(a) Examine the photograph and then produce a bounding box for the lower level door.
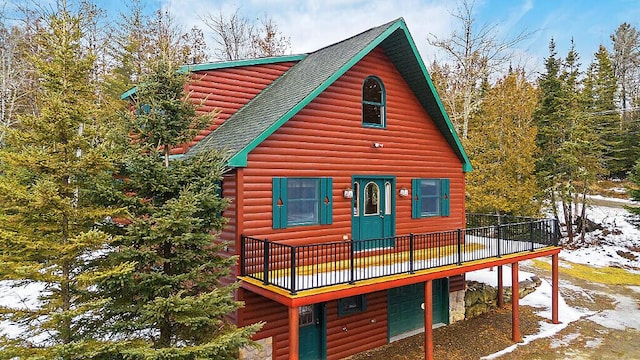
[387,279,449,339]
[299,303,325,359]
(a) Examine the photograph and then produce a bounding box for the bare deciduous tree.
[427,0,531,139]
[0,9,38,147]
[201,8,290,61]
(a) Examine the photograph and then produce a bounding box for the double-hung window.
[272,177,332,229]
[362,76,385,127]
[411,178,450,218]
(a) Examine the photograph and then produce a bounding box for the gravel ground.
[348,305,542,360]
[349,260,640,359]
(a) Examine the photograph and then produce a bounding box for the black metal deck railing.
[240,216,558,294]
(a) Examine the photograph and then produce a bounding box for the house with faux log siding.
[123,18,561,360]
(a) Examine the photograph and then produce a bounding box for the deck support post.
[424,279,434,360]
[552,253,560,324]
[497,265,504,308]
[511,262,521,342]
[288,306,299,360]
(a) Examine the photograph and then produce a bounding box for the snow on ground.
[473,197,640,358]
[558,203,640,269]
[468,266,586,359]
[0,281,49,341]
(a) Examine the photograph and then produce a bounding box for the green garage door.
[387,279,449,339]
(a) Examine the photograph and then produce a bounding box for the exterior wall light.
[399,187,409,197]
[373,142,384,148]
[343,188,354,199]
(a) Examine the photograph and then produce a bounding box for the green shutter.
[320,178,333,225]
[411,179,420,219]
[272,177,288,229]
[440,178,450,217]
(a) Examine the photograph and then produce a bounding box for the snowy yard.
[3,198,640,357]
[467,199,640,358]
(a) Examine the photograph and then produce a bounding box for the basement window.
[338,295,366,317]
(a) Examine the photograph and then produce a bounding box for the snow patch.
[549,332,580,349]
[586,295,640,331]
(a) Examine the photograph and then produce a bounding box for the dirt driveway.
[350,260,640,359]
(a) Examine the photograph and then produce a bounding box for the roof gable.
[186,18,471,172]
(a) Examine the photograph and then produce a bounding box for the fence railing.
[240,217,558,294]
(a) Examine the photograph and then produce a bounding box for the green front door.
[299,304,325,360]
[352,177,395,250]
[387,279,449,339]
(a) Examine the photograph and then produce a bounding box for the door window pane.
[299,305,314,327]
[364,182,379,215]
[385,182,391,215]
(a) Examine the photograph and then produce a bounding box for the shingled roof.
[186,18,471,172]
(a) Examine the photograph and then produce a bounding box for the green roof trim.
[183,54,307,72]
[394,22,472,172]
[185,18,472,173]
[227,22,403,168]
[119,54,307,100]
[120,86,137,100]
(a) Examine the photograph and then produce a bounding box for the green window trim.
[338,295,367,317]
[273,177,332,229]
[411,178,450,218]
[362,76,386,128]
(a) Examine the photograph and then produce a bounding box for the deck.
[239,215,559,302]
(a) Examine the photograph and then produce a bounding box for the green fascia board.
[119,54,307,100]
[398,25,473,173]
[121,86,137,100]
[227,21,405,167]
[183,54,307,72]
[228,19,472,173]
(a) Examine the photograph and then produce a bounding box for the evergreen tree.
[534,39,566,221]
[466,69,540,216]
[583,45,621,176]
[97,57,260,358]
[0,3,131,358]
[627,160,640,227]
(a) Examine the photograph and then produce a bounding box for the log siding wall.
[173,62,296,155]
[241,47,465,246]
[235,47,467,360]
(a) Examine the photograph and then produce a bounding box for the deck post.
[240,234,246,276]
[349,240,355,284]
[263,238,270,285]
[552,253,560,324]
[530,222,535,252]
[424,279,434,360]
[290,246,297,295]
[497,265,504,308]
[456,229,462,265]
[288,306,299,360]
[511,262,521,342]
[496,226,502,258]
[409,233,415,273]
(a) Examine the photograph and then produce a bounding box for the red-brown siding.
[238,289,289,359]
[236,47,467,359]
[449,274,466,292]
[326,291,387,360]
[171,62,296,155]
[241,47,465,245]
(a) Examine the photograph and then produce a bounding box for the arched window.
[362,76,385,127]
[364,182,380,215]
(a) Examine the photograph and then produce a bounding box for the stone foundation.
[449,289,466,323]
[465,276,541,319]
[239,337,272,360]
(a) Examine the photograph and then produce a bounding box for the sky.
[7,0,640,75]
[95,0,640,76]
